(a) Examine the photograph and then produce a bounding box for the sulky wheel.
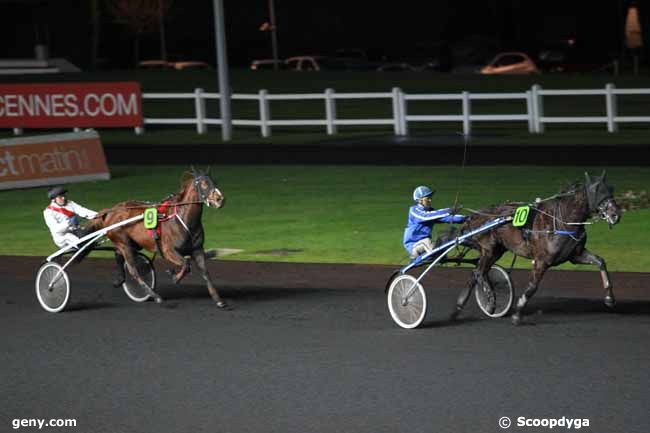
[35,262,71,313]
[122,252,155,302]
[474,264,514,318]
[387,274,427,329]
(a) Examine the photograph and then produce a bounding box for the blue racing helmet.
[413,185,434,201]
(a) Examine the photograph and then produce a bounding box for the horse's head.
[585,171,620,228]
[191,167,225,209]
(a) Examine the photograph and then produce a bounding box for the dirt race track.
[1,255,649,433]
[3,140,650,432]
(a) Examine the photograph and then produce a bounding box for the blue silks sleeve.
[439,214,466,224]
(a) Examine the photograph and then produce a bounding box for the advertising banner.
[0,130,111,190]
[0,82,143,128]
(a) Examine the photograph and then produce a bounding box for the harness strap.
[148,202,172,260]
[175,214,191,234]
[146,201,174,260]
[47,204,75,218]
[157,201,176,222]
[523,229,577,236]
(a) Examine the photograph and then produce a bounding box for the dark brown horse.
[454,171,621,325]
[88,168,227,307]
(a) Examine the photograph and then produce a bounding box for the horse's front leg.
[512,261,548,325]
[191,249,228,308]
[570,249,615,308]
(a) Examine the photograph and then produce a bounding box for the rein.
[451,133,470,212]
[94,200,204,218]
[462,185,578,218]
[122,200,204,210]
[466,187,600,240]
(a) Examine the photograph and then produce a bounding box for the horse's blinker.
[585,173,614,213]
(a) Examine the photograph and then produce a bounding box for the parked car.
[333,48,375,69]
[376,62,418,72]
[536,40,616,73]
[137,60,173,69]
[285,56,346,71]
[250,59,285,71]
[333,48,368,62]
[171,61,211,70]
[332,48,380,71]
[479,52,539,75]
[386,42,453,72]
[137,60,211,70]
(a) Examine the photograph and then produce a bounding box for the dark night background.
[0,0,649,69]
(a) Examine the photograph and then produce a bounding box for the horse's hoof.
[482,288,496,314]
[449,307,461,321]
[216,300,229,309]
[165,269,180,284]
[154,296,164,304]
[112,277,125,288]
[485,300,496,315]
[605,296,616,309]
[511,313,522,326]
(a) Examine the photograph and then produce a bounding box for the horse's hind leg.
[452,247,501,320]
[191,249,228,308]
[120,246,163,303]
[512,261,549,325]
[570,249,615,308]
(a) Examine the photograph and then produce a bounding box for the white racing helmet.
[413,185,434,201]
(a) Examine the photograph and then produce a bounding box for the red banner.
[0,130,111,190]
[0,82,143,128]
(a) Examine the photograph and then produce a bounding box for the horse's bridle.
[596,198,619,226]
[192,174,222,207]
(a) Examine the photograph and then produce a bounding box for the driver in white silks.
[403,185,466,259]
[43,186,98,249]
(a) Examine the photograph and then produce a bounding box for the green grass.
[3,165,649,272]
[2,70,650,145]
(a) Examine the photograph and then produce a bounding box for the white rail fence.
[11,84,650,137]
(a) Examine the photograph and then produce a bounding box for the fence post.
[392,87,400,135]
[532,84,544,133]
[526,90,535,133]
[399,89,408,136]
[325,88,337,135]
[462,91,471,137]
[259,89,271,138]
[194,88,207,134]
[605,83,618,133]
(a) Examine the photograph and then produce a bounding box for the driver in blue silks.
[403,185,466,258]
